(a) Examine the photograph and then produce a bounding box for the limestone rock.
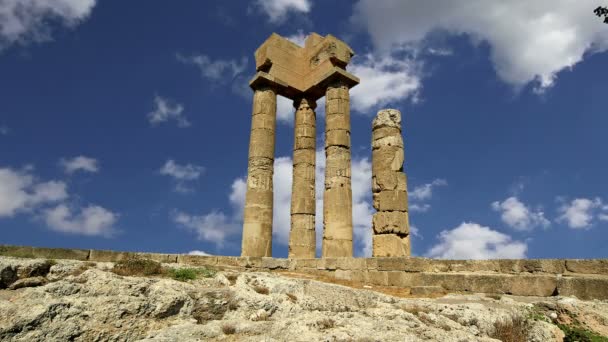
[372,109,401,130]
[372,234,409,257]
[8,276,46,290]
[373,190,408,212]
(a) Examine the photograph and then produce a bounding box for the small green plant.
[558,324,608,342]
[112,259,163,276]
[167,267,216,281]
[46,259,58,266]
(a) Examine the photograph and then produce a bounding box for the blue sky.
[1,0,608,259]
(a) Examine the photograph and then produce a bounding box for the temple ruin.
[241,33,360,259]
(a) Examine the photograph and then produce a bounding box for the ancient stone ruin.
[241,33,360,259]
[372,109,411,257]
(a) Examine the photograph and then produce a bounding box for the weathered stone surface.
[410,286,446,296]
[557,275,608,300]
[176,255,217,267]
[322,239,353,258]
[8,276,46,290]
[565,259,608,275]
[372,135,404,150]
[325,129,350,147]
[325,113,350,131]
[373,172,407,192]
[372,146,404,173]
[372,109,401,130]
[373,190,408,212]
[373,235,409,257]
[373,211,409,235]
[89,250,137,262]
[372,126,401,141]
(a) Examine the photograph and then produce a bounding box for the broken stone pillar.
[371,109,411,257]
[288,98,316,259]
[241,87,277,257]
[323,80,353,258]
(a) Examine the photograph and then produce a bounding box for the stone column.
[288,98,317,259]
[371,109,411,257]
[323,81,353,258]
[241,87,277,257]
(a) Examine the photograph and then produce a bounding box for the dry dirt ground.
[1,257,607,341]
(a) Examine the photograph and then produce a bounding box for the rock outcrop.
[0,256,606,341]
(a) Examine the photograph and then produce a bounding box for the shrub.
[167,267,216,281]
[489,315,529,342]
[112,259,163,276]
[558,324,608,342]
[225,273,239,285]
[317,318,335,330]
[221,323,236,335]
[253,285,270,295]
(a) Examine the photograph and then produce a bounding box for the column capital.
[249,71,288,92]
[293,97,317,110]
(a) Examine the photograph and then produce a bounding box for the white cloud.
[177,53,247,81]
[0,167,67,217]
[173,210,239,248]
[557,197,604,229]
[491,196,550,231]
[286,30,307,47]
[0,126,8,135]
[408,178,447,213]
[426,222,527,260]
[410,225,422,239]
[60,156,99,174]
[410,178,447,201]
[254,0,311,23]
[0,0,96,51]
[353,0,608,92]
[349,52,421,113]
[188,250,213,256]
[43,204,117,237]
[160,160,203,181]
[147,95,190,128]
[160,159,204,194]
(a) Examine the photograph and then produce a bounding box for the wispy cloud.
[147,95,190,128]
[491,196,550,231]
[252,0,311,23]
[159,160,204,193]
[60,156,99,174]
[408,178,447,213]
[177,53,247,81]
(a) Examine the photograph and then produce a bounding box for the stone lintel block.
[565,259,608,275]
[373,211,409,235]
[373,190,408,212]
[349,270,368,283]
[326,113,350,131]
[261,257,289,270]
[386,271,413,287]
[557,275,608,300]
[177,255,218,267]
[372,126,401,141]
[367,270,388,286]
[365,258,379,270]
[32,247,90,261]
[403,258,450,273]
[237,256,263,268]
[410,286,446,296]
[325,129,350,148]
[373,234,409,257]
[447,260,500,273]
[376,257,409,271]
[372,135,404,150]
[135,253,178,264]
[322,239,353,258]
[336,257,366,270]
[334,269,352,281]
[317,258,338,270]
[249,71,288,92]
[215,256,241,267]
[419,273,557,297]
[292,258,319,269]
[372,146,404,173]
[89,250,137,263]
[372,109,401,130]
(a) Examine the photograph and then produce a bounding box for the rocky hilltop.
[1,256,607,341]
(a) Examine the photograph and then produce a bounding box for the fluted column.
[241,87,277,257]
[322,81,353,258]
[288,98,317,259]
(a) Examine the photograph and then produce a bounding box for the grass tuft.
[112,259,163,276]
[558,324,608,342]
[221,323,236,335]
[253,285,270,295]
[489,315,529,342]
[167,267,216,281]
